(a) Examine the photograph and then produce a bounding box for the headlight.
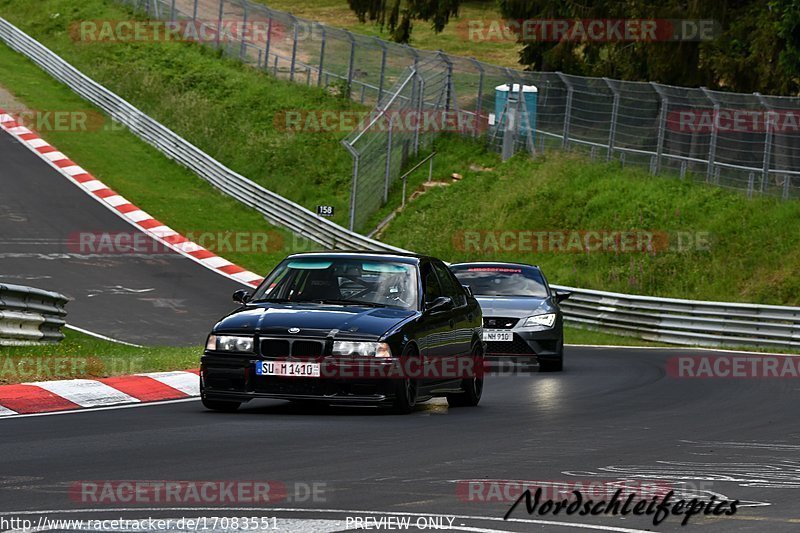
[206,334,255,353]
[523,313,556,328]
[332,341,392,358]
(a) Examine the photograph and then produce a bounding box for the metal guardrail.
[3,18,800,351]
[0,17,404,254]
[0,284,69,345]
[552,284,800,350]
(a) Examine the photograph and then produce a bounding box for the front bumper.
[200,355,402,405]
[483,328,562,366]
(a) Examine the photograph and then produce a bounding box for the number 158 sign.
[317,205,334,217]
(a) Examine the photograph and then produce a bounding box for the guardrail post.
[604,77,620,162]
[755,93,773,194]
[384,114,395,204]
[700,87,719,183]
[376,37,387,103]
[346,30,357,96]
[289,14,299,81]
[650,82,668,175]
[215,0,225,49]
[555,72,572,149]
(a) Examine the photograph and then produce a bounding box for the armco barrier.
[0,17,404,254]
[0,284,69,345]
[553,284,800,350]
[2,17,800,351]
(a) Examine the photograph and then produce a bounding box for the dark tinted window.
[421,262,444,302]
[450,265,548,297]
[432,261,466,306]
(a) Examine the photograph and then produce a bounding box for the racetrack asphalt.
[1,346,798,532]
[0,126,247,346]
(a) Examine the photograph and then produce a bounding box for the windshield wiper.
[313,299,388,308]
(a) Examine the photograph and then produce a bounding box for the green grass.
[0,330,199,385]
[260,0,522,68]
[381,135,800,306]
[0,0,364,229]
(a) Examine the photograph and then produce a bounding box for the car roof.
[449,261,541,269]
[285,250,433,265]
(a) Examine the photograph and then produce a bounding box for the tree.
[348,0,460,43]
[496,0,800,95]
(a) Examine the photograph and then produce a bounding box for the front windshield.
[252,257,419,310]
[451,265,548,297]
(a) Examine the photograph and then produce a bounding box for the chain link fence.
[124,0,800,232]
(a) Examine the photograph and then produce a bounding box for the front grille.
[485,334,536,355]
[483,316,519,329]
[260,337,326,359]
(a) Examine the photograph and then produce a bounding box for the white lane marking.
[0,398,199,420]
[42,151,67,162]
[202,256,233,268]
[141,371,199,396]
[126,210,152,223]
[566,344,800,357]
[64,324,143,348]
[27,138,49,148]
[0,508,657,532]
[0,405,18,417]
[26,379,140,408]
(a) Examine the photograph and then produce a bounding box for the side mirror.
[555,290,571,303]
[461,284,474,297]
[426,296,454,314]
[232,289,252,304]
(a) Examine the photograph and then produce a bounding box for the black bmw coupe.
[201,252,484,413]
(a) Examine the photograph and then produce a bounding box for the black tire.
[446,343,484,408]
[391,346,419,414]
[201,398,241,412]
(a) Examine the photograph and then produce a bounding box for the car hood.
[475,296,552,317]
[213,302,417,339]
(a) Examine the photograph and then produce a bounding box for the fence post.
[755,93,773,194]
[263,11,273,71]
[439,51,454,114]
[215,0,224,49]
[289,15,299,81]
[192,0,199,21]
[700,87,719,183]
[384,114,395,204]
[556,72,573,149]
[413,73,425,155]
[604,77,620,162]
[170,0,176,19]
[469,58,484,139]
[650,82,668,175]
[316,24,326,86]
[239,0,248,61]
[342,141,360,231]
[376,37,387,103]
[346,30,357,96]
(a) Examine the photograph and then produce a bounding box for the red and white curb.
[0,108,264,288]
[0,370,199,416]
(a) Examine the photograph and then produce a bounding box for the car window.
[421,262,444,303]
[432,261,466,307]
[450,265,549,297]
[253,258,419,310]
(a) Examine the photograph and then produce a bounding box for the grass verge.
[0,330,199,385]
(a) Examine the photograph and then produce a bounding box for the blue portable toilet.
[494,84,538,139]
